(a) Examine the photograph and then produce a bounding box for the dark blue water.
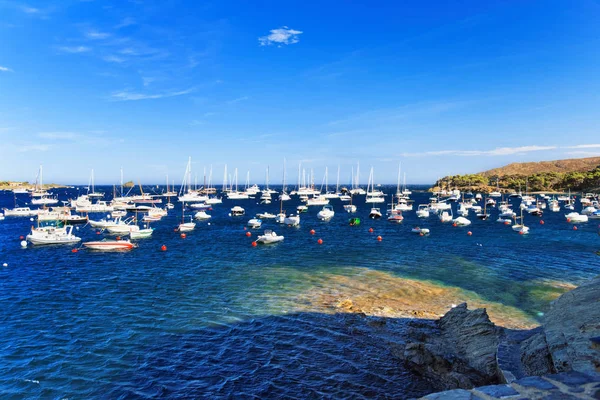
[0,186,598,398]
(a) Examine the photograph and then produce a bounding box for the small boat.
[194,211,211,220]
[526,205,543,217]
[411,227,430,235]
[283,214,300,226]
[189,203,211,210]
[257,212,277,219]
[26,223,81,245]
[296,205,308,213]
[178,219,196,232]
[416,204,430,218]
[230,206,245,216]
[497,218,512,223]
[475,193,482,201]
[317,205,335,221]
[256,230,284,244]
[111,210,127,217]
[105,216,140,234]
[129,228,154,239]
[476,199,490,220]
[369,208,382,219]
[3,207,40,217]
[438,210,453,223]
[512,208,529,234]
[588,210,600,219]
[565,212,588,223]
[206,197,222,205]
[344,204,357,213]
[247,218,263,228]
[453,216,471,226]
[275,212,286,224]
[349,217,361,226]
[83,239,136,250]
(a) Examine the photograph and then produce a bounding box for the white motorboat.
[344,204,357,213]
[247,218,262,228]
[411,227,430,235]
[89,217,118,229]
[317,205,335,221]
[256,230,284,244]
[31,196,59,205]
[457,203,469,216]
[565,212,588,223]
[129,228,154,239]
[306,195,329,206]
[497,218,512,223]
[189,203,211,210]
[26,224,81,245]
[369,208,382,219]
[83,239,136,250]
[296,205,308,213]
[194,211,211,220]
[257,212,276,219]
[231,206,245,216]
[111,210,127,217]
[76,200,114,213]
[275,212,286,224]
[206,197,222,204]
[499,209,516,218]
[453,216,471,226]
[339,194,351,202]
[105,217,140,234]
[438,210,453,222]
[283,214,300,226]
[3,207,41,217]
[581,206,598,216]
[416,204,430,218]
[166,202,175,209]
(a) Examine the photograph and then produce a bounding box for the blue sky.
[1,0,600,185]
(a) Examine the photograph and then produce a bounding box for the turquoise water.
[0,186,598,398]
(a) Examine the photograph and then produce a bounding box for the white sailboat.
[365,167,385,203]
[512,207,529,234]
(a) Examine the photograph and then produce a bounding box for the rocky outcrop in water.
[397,303,504,390]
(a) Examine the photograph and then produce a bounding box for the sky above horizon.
[1,0,600,185]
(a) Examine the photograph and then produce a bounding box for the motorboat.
[453,216,471,226]
[416,204,430,218]
[526,205,543,217]
[369,208,382,219]
[588,210,600,219]
[344,204,357,213]
[297,205,308,213]
[31,196,59,205]
[38,208,88,225]
[206,196,222,205]
[230,206,245,216]
[194,211,211,220]
[275,212,286,224]
[256,230,284,244]
[83,239,136,250]
[411,227,430,235]
[497,218,512,223]
[3,207,42,217]
[438,209,453,222]
[257,212,277,219]
[26,223,81,245]
[189,203,211,210]
[105,217,140,234]
[387,211,403,223]
[306,195,329,206]
[499,209,516,218]
[178,216,196,231]
[129,228,154,239]
[581,206,598,216]
[247,218,263,228]
[283,214,300,226]
[475,193,483,201]
[565,212,588,223]
[76,200,114,213]
[317,205,335,221]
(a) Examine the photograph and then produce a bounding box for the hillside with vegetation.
[431,157,600,193]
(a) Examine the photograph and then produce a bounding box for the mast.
[336,165,340,193]
[396,163,401,195]
[222,164,228,192]
[120,167,123,196]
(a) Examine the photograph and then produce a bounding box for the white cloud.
[21,6,40,14]
[38,132,79,140]
[58,46,91,54]
[115,17,136,29]
[565,150,600,157]
[566,144,600,149]
[86,30,110,40]
[402,145,557,157]
[110,88,195,101]
[103,55,125,63]
[227,96,249,104]
[259,26,302,46]
[18,144,52,152]
[0,66,13,72]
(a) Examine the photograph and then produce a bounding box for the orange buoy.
[71,248,78,253]
[519,230,524,235]
[368,228,374,233]
[180,233,186,239]
[504,221,510,225]
[317,238,323,245]
[96,231,101,235]
[377,236,382,241]
[573,226,578,231]
[540,220,545,225]
[467,231,472,236]
[310,229,315,235]
[19,236,24,240]
[452,223,457,227]
[161,245,167,251]
[419,232,424,236]
[116,236,121,241]
[567,218,571,223]
[251,241,257,247]
[246,231,251,237]
[173,228,178,232]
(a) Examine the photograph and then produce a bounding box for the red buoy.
[540,220,545,225]
[116,236,121,241]
[452,223,457,227]
[377,236,382,241]
[96,231,101,235]
[243,227,247,230]
[251,241,257,247]
[368,228,374,233]
[467,231,472,236]
[567,218,571,223]
[246,231,251,237]
[173,228,178,232]
[317,238,323,245]
[519,231,524,235]
[161,245,167,251]
[573,226,578,231]
[19,236,24,240]
[504,221,510,225]
[310,229,315,235]
[180,233,186,239]
[419,232,424,236]
[71,248,78,253]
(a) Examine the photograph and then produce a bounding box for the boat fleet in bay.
[2,160,599,250]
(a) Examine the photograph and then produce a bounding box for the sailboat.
[387,195,404,223]
[279,159,291,201]
[477,197,490,220]
[87,169,104,198]
[512,207,529,234]
[365,167,385,203]
[343,194,356,213]
[350,162,366,195]
[178,201,196,231]
[30,165,59,205]
[489,178,502,198]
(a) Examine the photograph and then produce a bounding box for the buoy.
[251,241,257,247]
[19,236,24,240]
[246,232,251,237]
[310,229,315,235]
[96,231,101,235]
[452,223,457,227]
[243,227,247,230]
[161,245,167,251]
[377,236,382,241]
[419,232,424,236]
[2,263,7,267]
[173,228,178,232]
[116,236,121,241]
[71,248,78,253]
[573,226,578,231]
[181,233,187,238]
[540,220,545,225]
[20,240,27,247]
[519,231,524,235]
[368,228,374,233]
[504,221,510,225]
[567,218,571,223]
[208,222,211,226]
[317,238,323,245]
[467,231,472,236]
